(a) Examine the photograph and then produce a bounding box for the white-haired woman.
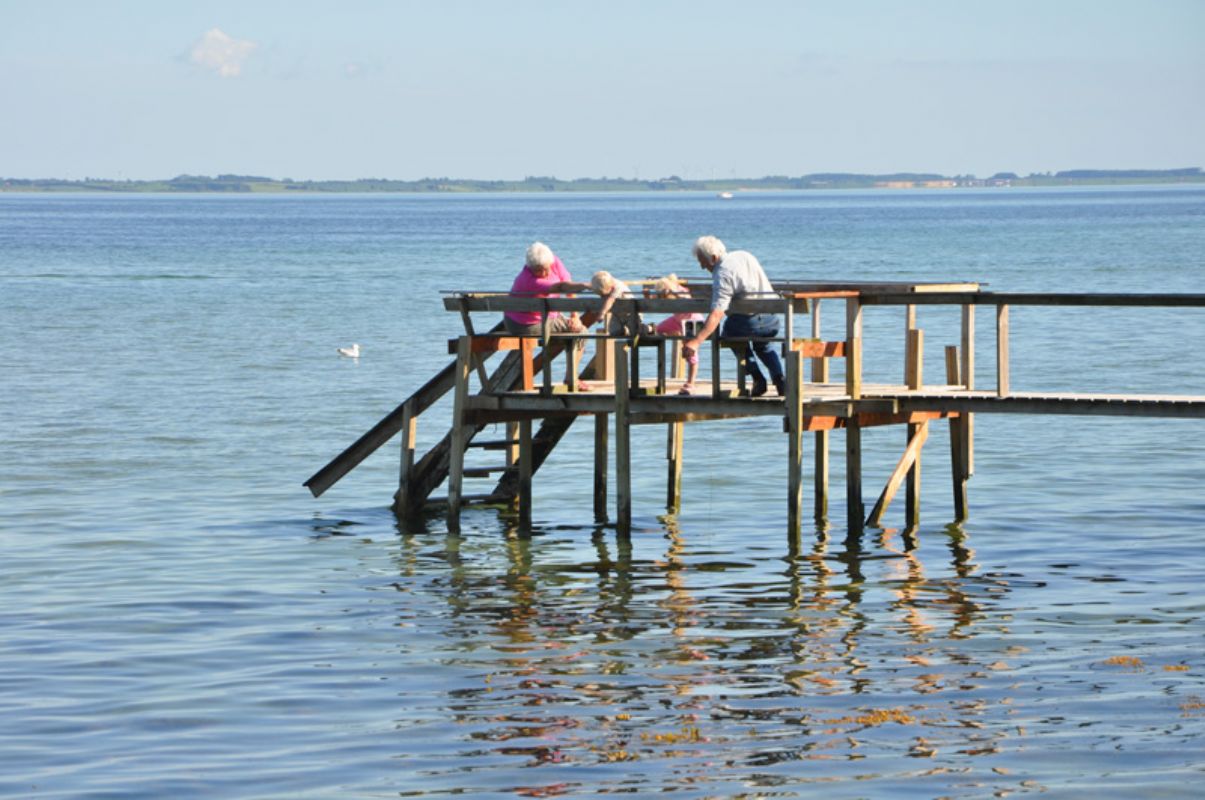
[504,242,592,389]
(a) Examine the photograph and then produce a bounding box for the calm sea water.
[2,187,1205,798]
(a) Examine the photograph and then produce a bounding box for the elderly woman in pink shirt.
[504,242,592,389]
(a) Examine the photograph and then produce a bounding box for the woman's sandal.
[677,383,695,396]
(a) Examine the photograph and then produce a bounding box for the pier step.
[467,439,519,450]
[463,464,513,478]
[424,493,507,507]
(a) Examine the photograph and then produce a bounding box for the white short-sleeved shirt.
[710,250,774,312]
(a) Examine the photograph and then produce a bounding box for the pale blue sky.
[2,0,1202,180]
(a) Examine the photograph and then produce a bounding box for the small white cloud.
[190,28,257,78]
[344,62,363,78]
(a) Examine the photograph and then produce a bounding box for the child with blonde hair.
[652,274,705,394]
[590,270,639,335]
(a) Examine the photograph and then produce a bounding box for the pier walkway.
[306,281,1205,542]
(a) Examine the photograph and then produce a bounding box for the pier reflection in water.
[380,514,1135,797]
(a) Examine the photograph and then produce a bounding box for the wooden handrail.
[304,322,505,498]
[861,291,1205,307]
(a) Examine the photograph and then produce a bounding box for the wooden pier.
[305,283,1205,543]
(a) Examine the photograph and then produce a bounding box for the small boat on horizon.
[718,191,734,199]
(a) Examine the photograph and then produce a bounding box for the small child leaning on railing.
[590,270,640,336]
[651,274,705,395]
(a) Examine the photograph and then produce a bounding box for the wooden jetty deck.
[306,281,1205,542]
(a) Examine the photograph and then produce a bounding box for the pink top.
[505,256,574,326]
[661,310,706,329]
[653,286,705,334]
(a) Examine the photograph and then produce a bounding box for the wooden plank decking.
[464,379,1205,421]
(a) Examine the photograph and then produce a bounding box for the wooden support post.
[961,303,975,475]
[457,296,490,389]
[905,326,924,528]
[946,345,968,521]
[787,349,804,540]
[656,338,667,395]
[846,297,863,399]
[846,416,863,536]
[505,420,520,508]
[904,304,917,384]
[710,325,722,399]
[736,344,748,395]
[447,336,471,532]
[867,421,930,528]
[666,340,684,513]
[394,400,418,516]
[997,303,1010,397]
[566,336,579,392]
[906,327,924,390]
[614,340,632,535]
[594,414,609,522]
[945,345,960,390]
[538,301,557,396]
[812,301,829,524]
[815,427,830,526]
[783,295,794,366]
[810,299,824,382]
[520,338,535,391]
[596,332,614,383]
[629,337,641,391]
[518,418,533,528]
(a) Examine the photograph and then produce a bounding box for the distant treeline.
[3,168,1202,193]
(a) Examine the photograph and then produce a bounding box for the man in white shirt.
[682,235,785,397]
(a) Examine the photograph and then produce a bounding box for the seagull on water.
[338,343,361,358]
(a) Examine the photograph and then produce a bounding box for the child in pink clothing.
[652,274,705,394]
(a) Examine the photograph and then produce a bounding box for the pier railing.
[858,290,1205,404]
[309,281,1205,542]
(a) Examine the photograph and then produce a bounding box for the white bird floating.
[337,343,361,358]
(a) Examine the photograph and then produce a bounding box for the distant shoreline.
[3,169,1202,194]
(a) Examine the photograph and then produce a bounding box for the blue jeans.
[722,313,784,385]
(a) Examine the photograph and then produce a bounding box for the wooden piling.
[787,349,804,539]
[905,325,924,528]
[946,345,968,520]
[846,416,864,535]
[518,418,533,528]
[614,340,632,534]
[812,302,829,525]
[447,336,471,532]
[394,399,418,516]
[666,340,684,513]
[997,303,1010,397]
[594,414,608,522]
[961,303,975,475]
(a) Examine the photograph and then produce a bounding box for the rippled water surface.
[3,187,1205,798]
